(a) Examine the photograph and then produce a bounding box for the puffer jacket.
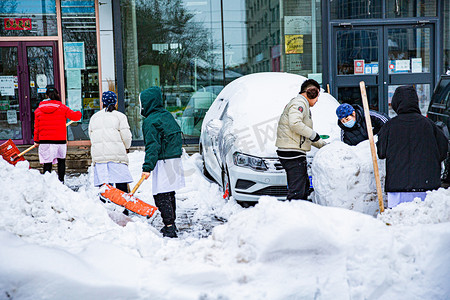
[89,109,132,164]
[34,99,82,143]
[140,87,182,172]
[276,94,324,152]
[377,85,448,192]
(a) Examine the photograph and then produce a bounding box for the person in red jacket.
[34,87,81,183]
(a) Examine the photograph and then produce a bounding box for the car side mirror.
[206,119,223,136]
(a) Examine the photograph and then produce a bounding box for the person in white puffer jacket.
[89,91,133,193]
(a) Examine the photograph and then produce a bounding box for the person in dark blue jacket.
[336,103,389,146]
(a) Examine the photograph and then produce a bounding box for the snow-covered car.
[200,72,341,204]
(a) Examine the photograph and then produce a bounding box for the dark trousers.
[279,156,309,200]
[153,191,176,226]
[43,158,66,183]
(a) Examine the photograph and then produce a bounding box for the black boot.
[160,224,177,238]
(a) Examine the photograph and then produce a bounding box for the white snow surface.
[311,140,387,216]
[0,150,449,299]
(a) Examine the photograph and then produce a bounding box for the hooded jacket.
[34,100,81,143]
[140,87,182,172]
[376,86,448,192]
[338,105,389,146]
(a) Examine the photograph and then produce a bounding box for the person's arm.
[287,102,316,139]
[370,111,389,135]
[118,113,132,149]
[64,105,82,122]
[142,122,161,173]
[376,124,389,159]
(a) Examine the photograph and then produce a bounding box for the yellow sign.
[285,35,303,54]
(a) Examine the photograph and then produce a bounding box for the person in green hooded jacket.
[140,86,185,238]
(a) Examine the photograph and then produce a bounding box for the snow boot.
[160,225,177,238]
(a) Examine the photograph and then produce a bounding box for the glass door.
[331,23,435,115]
[0,41,59,144]
[384,24,434,116]
[332,26,383,111]
[0,43,22,141]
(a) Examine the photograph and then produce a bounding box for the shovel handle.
[18,121,77,158]
[130,174,147,196]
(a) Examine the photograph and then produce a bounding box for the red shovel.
[0,121,76,165]
[100,174,158,218]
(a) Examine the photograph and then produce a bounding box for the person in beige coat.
[276,79,327,201]
[89,91,133,193]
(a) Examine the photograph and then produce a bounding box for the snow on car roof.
[213,72,340,156]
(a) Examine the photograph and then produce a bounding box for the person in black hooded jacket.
[376,85,448,208]
[336,103,389,146]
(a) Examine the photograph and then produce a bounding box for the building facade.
[0,0,449,147]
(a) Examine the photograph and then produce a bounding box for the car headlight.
[233,152,268,171]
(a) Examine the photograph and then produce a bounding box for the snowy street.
[0,146,450,300]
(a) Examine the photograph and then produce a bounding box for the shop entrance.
[0,41,59,144]
[331,22,435,116]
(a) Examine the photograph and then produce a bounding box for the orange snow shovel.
[100,174,158,218]
[0,120,76,165]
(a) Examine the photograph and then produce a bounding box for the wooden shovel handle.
[359,81,384,213]
[130,174,147,196]
[18,121,77,158]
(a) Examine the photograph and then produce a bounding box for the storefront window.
[386,0,436,18]
[61,0,99,141]
[330,0,382,19]
[0,0,57,36]
[121,0,323,140]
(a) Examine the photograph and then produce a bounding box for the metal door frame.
[0,41,60,144]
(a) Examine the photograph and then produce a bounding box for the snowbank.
[311,140,387,216]
[0,151,449,299]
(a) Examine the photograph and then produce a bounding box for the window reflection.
[121,0,323,140]
[338,86,379,111]
[330,0,382,19]
[386,0,436,18]
[337,30,378,75]
[61,0,99,141]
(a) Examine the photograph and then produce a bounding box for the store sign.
[4,18,32,31]
[285,35,304,54]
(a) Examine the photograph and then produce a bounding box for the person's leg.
[279,157,308,200]
[154,192,177,238]
[43,163,52,174]
[57,158,65,183]
[115,182,129,193]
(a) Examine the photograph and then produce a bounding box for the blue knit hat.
[336,103,355,119]
[102,91,117,107]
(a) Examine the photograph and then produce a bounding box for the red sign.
[354,60,365,74]
[4,18,32,31]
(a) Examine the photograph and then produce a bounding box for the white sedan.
[200,72,341,205]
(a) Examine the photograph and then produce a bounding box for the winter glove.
[309,132,320,142]
[313,138,328,149]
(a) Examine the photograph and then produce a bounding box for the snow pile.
[311,140,387,216]
[0,150,449,299]
[379,188,450,225]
